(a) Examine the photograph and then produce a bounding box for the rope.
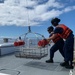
[26,0,30,26]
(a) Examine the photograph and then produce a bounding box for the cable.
[26,0,30,26]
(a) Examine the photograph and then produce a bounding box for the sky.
[0,0,75,38]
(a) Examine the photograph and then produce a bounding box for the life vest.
[50,33,61,43]
[56,24,72,39]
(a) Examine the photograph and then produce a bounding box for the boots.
[65,65,74,69]
[60,61,69,67]
[65,61,74,69]
[60,61,74,69]
[46,59,54,63]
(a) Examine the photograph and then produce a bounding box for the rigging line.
[26,0,30,26]
[33,0,38,23]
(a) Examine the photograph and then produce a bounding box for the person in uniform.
[46,26,64,63]
[47,18,74,69]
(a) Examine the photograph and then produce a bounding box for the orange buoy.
[14,42,18,46]
[38,39,49,47]
[38,40,42,46]
[14,41,25,46]
[18,41,25,46]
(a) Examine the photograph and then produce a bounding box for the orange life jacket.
[56,24,72,39]
[51,33,61,43]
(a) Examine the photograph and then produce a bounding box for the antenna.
[26,0,30,26]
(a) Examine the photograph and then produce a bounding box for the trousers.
[63,33,74,62]
[50,38,64,59]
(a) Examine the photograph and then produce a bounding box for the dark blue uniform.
[54,27,74,65]
[49,33,64,60]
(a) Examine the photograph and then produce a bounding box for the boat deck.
[0,50,73,75]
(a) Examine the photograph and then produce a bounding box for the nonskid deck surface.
[0,50,73,75]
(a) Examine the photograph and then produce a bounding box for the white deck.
[0,45,72,75]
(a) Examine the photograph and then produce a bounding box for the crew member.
[47,18,74,69]
[46,26,64,63]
